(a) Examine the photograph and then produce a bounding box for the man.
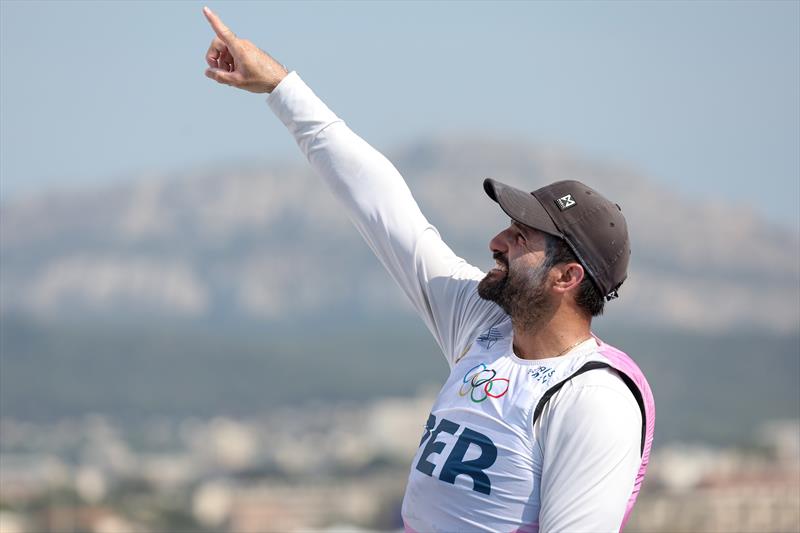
[202,7,654,532]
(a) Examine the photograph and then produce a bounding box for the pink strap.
[594,335,656,531]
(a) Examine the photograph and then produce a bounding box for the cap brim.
[483,178,562,237]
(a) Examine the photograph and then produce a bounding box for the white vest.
[402,318,651,533]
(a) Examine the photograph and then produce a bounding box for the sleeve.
[535,372,642,533]
[267,72,505,366]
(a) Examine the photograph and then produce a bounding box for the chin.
[477,271,506,303]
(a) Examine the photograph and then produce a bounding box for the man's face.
[477,220,556,328]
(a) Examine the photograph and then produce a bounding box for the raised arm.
[201,7,504,364]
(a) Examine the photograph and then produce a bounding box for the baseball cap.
[483,178,630,300]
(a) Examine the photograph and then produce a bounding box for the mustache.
[492,252,508,267]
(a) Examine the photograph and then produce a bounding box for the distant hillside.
[1,136,798,332]
[1,315,797,446]
[2,139,798,446]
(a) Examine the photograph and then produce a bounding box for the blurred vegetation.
[1,313,798,446]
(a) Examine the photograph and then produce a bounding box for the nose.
[489,228,510,255]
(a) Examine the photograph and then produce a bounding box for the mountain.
[1,136,798,332]
[2,137,798,444]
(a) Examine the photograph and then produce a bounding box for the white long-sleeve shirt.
[267,71,644,533]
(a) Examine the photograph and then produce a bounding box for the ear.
[551,262,585,294]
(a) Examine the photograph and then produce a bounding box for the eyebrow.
[511,220,539,239]
[510,220,526,233]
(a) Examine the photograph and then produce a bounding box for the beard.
[477,253,556,332]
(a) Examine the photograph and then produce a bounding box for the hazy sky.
[1,0,798,230]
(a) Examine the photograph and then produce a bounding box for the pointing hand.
[203,6,288,93]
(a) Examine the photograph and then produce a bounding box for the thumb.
[205,67,238,86]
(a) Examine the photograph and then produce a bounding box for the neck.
[511,309,592,360]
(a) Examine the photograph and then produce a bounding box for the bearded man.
[202,7,655,532]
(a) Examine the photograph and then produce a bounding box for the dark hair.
[543,234,606,317]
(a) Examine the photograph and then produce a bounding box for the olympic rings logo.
[459,363,510,403]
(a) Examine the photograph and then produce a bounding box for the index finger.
[203,6,236,45]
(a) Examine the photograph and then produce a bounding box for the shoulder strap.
[532,361,647,455]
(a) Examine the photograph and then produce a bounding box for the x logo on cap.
[556,194,576,210]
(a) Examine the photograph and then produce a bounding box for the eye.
[515,232,526,243]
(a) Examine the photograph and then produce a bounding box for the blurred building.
[1,405,798,532]
[627,421,800,533]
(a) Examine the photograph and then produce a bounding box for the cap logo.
[555,194,576,211]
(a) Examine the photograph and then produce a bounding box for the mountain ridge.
[2,136,797,332]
